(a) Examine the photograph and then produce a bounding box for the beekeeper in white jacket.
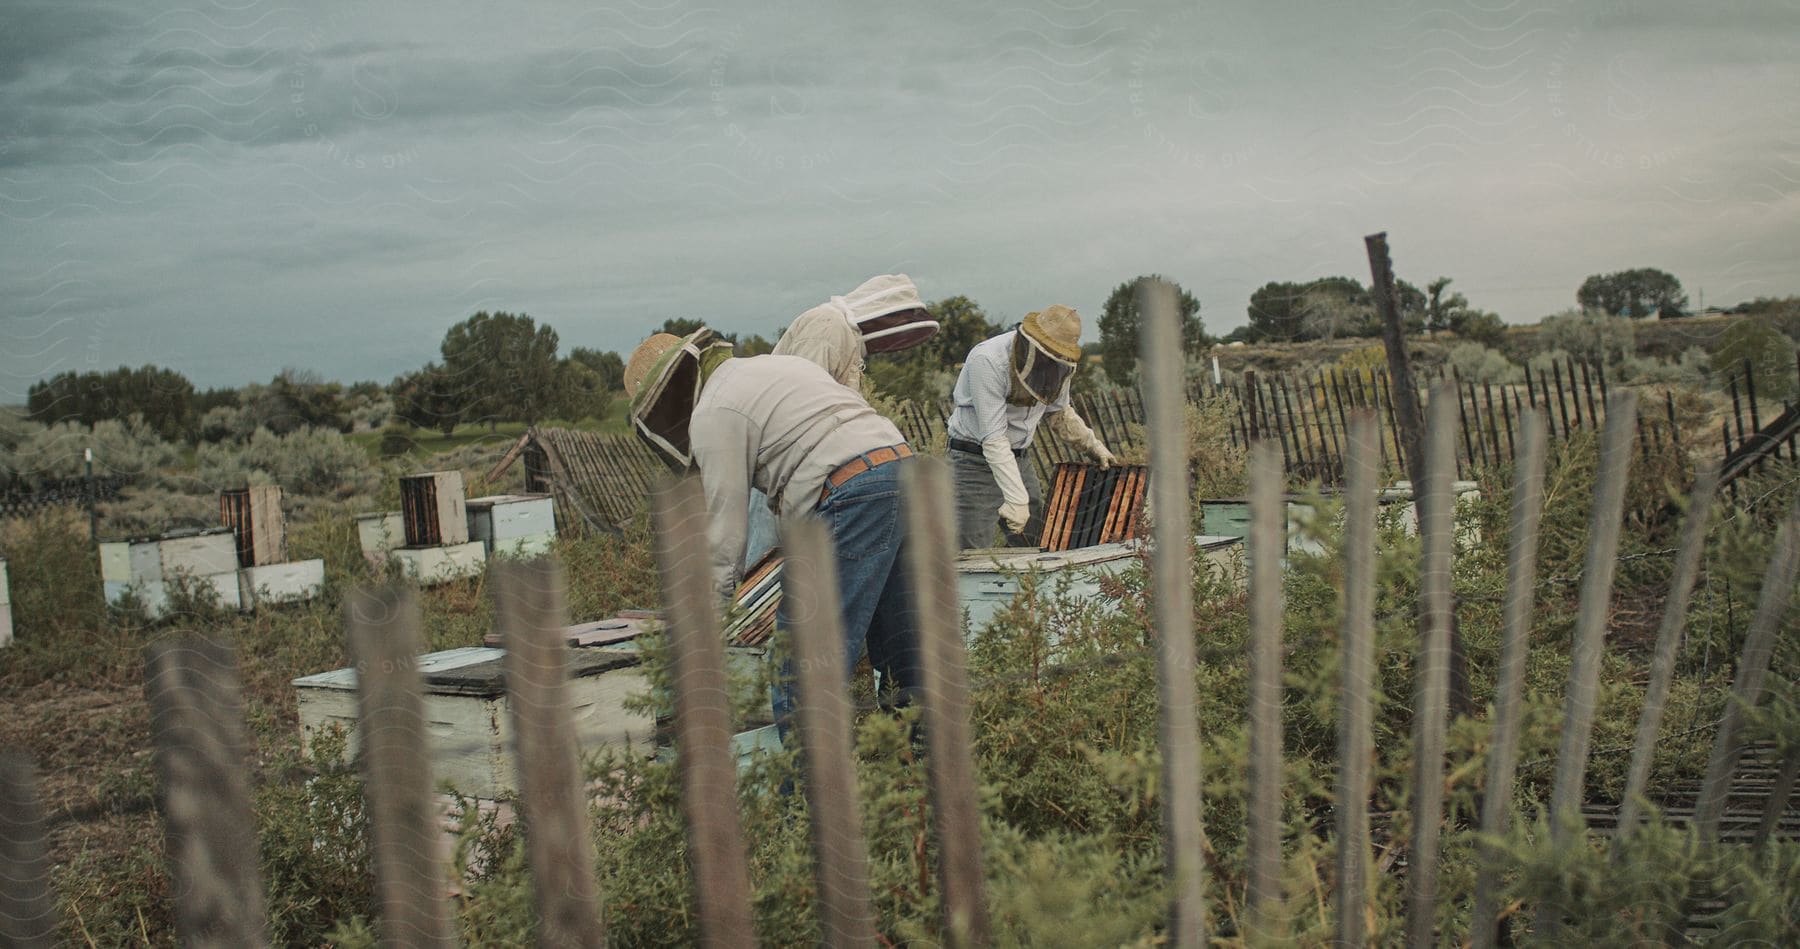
[772,273,938,391]
[945,305,1117,549]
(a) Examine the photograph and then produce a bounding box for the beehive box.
[98,531,243,617]
[238,558,326,610]
[293,646,655,799]
[465,494,555,558]
[1,558,12,648]
[355,511,405,566]
[955,537,1243,634]
[400,471,469,547]
[220,485,286,567]
[392,541,487,584]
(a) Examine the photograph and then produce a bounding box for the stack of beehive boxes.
[391,470,486,583]
[464,493,556,558]
[99,528,241,617]
[220,485,325,610]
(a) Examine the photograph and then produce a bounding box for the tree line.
[21,266,1705,439]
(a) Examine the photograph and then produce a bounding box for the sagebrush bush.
[0,416,179,487]
[1446,341,1522,384]
[1536,308,1636,367]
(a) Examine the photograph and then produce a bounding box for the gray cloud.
[2,0,1798,398]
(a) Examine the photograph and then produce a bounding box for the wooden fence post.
[1139,278,1209,947]
[903,459,994,947]
[1470,410,1548,949]
[497,560,609,949]
[1245,441,1285,938]
[0,753,56,949]
[1404,381,1458,949]
[651,478,756,948]
[1617,469,1719,834]
[781,518,879,947]
[1335,411,1380,949]
[1693,502,1800,842]
[1537,392,1638,935]
[345,586,457,949]
[144,633,270,948]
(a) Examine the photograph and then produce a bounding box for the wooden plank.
[1246,441,1285,938]
[1693,502,1800,842]
[1470,410,1548,949]
[144,633,269,948]
[1404,381,1458,949]
[344,586,457,949]
[496,560,608,948]
[1366,233,1427,491]
[903,460,994,947]
[0,753,56,949]
[1140,278,1208,947]
[1616,469,1719,834]
[1334,411,1379,949]
[781,517,879,947]
[651,478,756,947]
[1535,392,1638,936]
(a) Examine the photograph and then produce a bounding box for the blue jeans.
[771,455,921,742]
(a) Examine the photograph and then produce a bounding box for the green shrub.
[1446,342,1522,384]
[1708,318,1798,401]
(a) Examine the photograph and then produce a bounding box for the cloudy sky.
[4,0,1797,395]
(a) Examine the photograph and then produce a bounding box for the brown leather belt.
[820,443,913,502]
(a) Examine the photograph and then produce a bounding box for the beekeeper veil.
[1010,305,1082,405]
[625,328,735,470]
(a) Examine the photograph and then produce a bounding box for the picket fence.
[3,288,1798,948]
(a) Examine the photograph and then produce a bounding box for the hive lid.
[423,648,641,697]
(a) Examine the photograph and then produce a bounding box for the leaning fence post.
[1470,409,1548,949]
[782,518,879,947]
[651,479,756,948]
[1617,469,1719,835]
[345,587,456,949]
[0,753,56,949]
[1334,411,1380,949]
[1403,380,1458,949]
[1245,441,1286,939]
[144,633,270,949]
[1536,392,1638,935]
[497,560,608,949]
[1755,750,1800,848]
[903,459,994,947]
[1693,502,1800,842]
[1139,278,1209,948]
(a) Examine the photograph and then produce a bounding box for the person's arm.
[1046,405,1117,467]
[690,408,755,600]
[967,351,1030,530]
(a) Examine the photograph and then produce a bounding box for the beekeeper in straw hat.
[772,274,938,391]
[945,304,1118,549]
[624,325,923,734]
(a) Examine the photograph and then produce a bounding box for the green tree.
[558,347,624,421]
[1576,268,1688,319]
[1098,276,1205,385]
[390,363,465,436]
[923,295,1001,365]
[440,311,564,427]
[1425,277,1466,334]
[26,364,196,441]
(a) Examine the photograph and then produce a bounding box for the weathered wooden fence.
[5,300,1798,945]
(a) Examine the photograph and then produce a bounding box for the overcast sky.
[4,0,1797,395]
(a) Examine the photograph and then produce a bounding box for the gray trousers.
[951,446,1042,550]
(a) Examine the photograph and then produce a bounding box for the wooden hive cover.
[399,471,469,547]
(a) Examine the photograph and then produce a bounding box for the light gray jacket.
[690,355,905,596]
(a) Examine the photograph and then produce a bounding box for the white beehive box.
[1379,481,1483,544]
[465,494,556,558]
[158,529,240,577]
[238,559,327,610]
[99,531,242,617]
[955,537,1243,635]
[293,645,655,799]
[1,557,12,648]
[355,511,405,566]
[392,541,487,584]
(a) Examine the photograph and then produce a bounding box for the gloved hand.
[1093,444,1118,469]
[999,499,1030,534]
